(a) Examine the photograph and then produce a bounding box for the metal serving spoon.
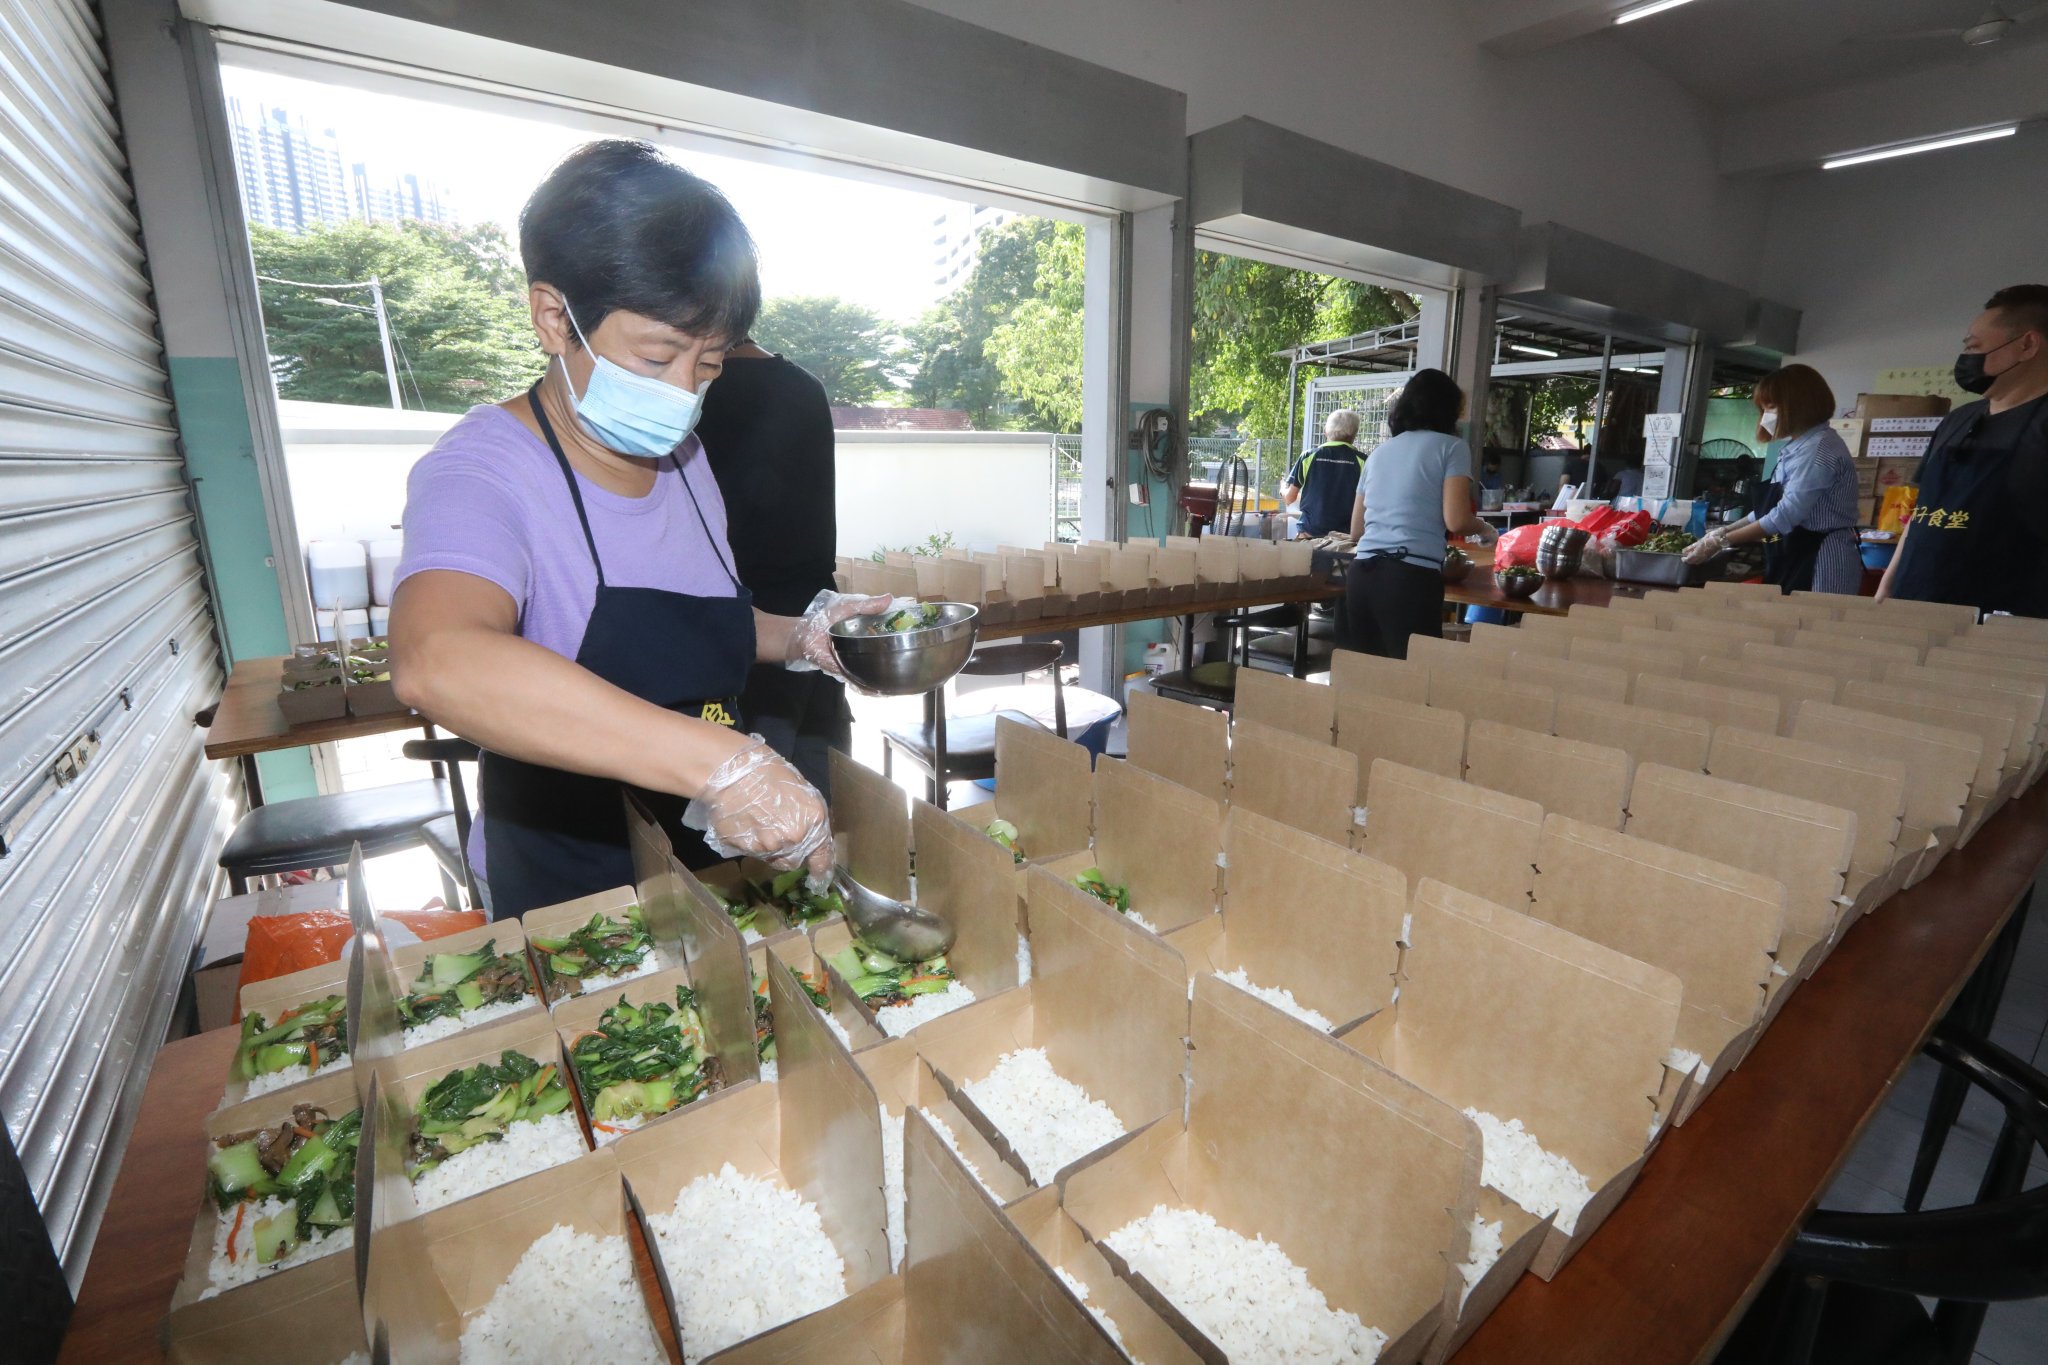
[831,867,956,961]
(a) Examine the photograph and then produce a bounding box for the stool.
[218,778,454,898]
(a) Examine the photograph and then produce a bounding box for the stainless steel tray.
[1613,548,1709,587]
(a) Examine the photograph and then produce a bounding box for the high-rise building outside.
[227,98,455,233]
[931,204,1014,292]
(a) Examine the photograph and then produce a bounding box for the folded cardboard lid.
[1569,636,1687,681]
[1660,613,1778,646]
[1504,651,1628,703]
[1842,682,2014,786]
[1383,879,1679,1183]
[1554,695,1713,773]
[1330,649,1430,703]
[1125,690,1229,807]
[1409,633,1503,680]
[1632,673,1781,736]
[1743,640,1885,683]
[830,748,912,901]
[1791,701,1978,834]
[1334,690,1467,780]
[1092,757,1222,934]
[1362,759,1541,909]
[1227,717,1359,849]
[994,717,1094,860]
[1232,667,1336,745]
[1625,764,1853,949]
[1693,655,1838,713]
[1622,623,1739,661]
[167,1245,367,1364]
[1706,726,1905,879]
[1531,814,1781,1035]
[1788,628,1918,666]
[1810,615,1937,650]
[1464,719,1631,832]
[911,797,1023,998]
[1427,671,1557,735]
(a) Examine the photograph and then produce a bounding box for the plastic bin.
[367,537,404,606]
[306,540,370,611]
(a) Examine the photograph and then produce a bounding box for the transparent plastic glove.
[681,736,834,879]
[1681,529,1727,566]
[784,589,893,676]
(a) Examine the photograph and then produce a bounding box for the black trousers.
[1343,555,1444,659]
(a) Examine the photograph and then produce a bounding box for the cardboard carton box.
[549,964,748,1147]
[1232,666,1336,744]
[1469,620,1556,657]
[911,869,1190,1190]
[1464,720,1631,831]
[1692,656,1838,723]
[1408,633,1505,681]
[1856,393,1950,422]
[1703,580,1785,601]
[277,671,346,724]
[1706,728,1909,915]
[1343,879,1684,1297]
[1790,701,1980,886]
[1428,671,1557,735]
[382,919,544,1050]
[1807,615,1939,653]
[1618,622,1739,663]
[1838,596,1977,635]
[1359,760,1541,909]
[1502,652,1628,704]
[166,1244,368,1364]
[1553,695,1712,772]
[1661,614,1780,649]
[1569,636,1688,685]
[1904,657,2048,772]
[856,1037,1030,1210]
[986,717,1094,869]
[751,933,884,1066]
[1529,815,1781,1122]
[1001,1189,1204,1365]
[1841,682,2018,841]
[1522,608,1624,641]
[1330,648,1431,703]
[521,885,684,1008]
[1742,641,1886,685]
[224,958,355,1108]
[1632,674,1782,736]
[829,749,912,901]
[1040,758,1223,936]
[1335,691,1468,782]
[1172,809,1405,1034]
[1062,975,1478,1365]
[1952,631,2048,660]
[1625,763,1854,987]
[1978,615,2048,644]
[1228,717,1360,848]
[1124,691,1229,807]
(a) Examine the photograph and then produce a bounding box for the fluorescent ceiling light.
[1823,126,2017,170]
[1510,344,1560,358]
[1615,0,1699,25]
[1621,365,1659,373]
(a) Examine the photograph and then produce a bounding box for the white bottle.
[306,540,371,611]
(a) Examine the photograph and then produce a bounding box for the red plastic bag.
[1576,506,1655,548]
[1493,522,1548,569]
[235,906,485,1017]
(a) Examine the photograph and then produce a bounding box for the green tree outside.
[751,295,900,406]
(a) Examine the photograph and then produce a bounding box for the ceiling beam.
[1473,0,1639,55]
[1720,40,2048,176]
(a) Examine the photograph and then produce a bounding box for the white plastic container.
[316,608,371,643]
[305,540,371,611]
[369,604,392,637]
[367,537,404,606]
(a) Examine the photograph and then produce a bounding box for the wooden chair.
[881,641,1068,809]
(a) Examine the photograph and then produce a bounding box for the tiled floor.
[1820,877,2048,1365]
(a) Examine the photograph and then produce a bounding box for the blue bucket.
[1859,541,1896,570]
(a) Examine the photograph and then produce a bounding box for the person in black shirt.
[1282,409,1367,538]
[1880,285,2048,617]
[696,341,851,794]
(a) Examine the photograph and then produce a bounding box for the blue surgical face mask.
[558,301,708,456]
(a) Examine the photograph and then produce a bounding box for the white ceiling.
[1603,0,2048,109]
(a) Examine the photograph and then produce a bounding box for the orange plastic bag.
[234,906,485,1017]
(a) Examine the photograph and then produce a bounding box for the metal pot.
[1536,525,1590,580]
[829,603,979,695]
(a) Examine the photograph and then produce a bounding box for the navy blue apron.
[481,388,756,919]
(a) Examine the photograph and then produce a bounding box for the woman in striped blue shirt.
[1683,365,1863,594]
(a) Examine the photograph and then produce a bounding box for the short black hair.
[520,139,760,345]
[1387,368,1464,436]
[1986,284,2048,342]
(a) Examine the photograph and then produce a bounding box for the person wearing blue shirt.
[1684,364,1862,594]
[1282,410,1367,539]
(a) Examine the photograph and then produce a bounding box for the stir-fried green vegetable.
[1072,868,1132,916]
[208,1104,361,1266]
[826,937,956,1009]
[1497,565,1542,581]
[232,994,348,1082]
[1638,529,1697,555]
[529,908,651,996]
[984,817,1024,865]
[747,867,844,926]
[877,603,943,633]
[754,967,832,1062]
[399,939,533,1028]
[707,885,763,937]
[410,1050,572,1174]
[568,988,719,1129]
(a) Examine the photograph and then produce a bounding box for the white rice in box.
[457,1223,665,1365]
[875,980,977,1038]
[648,1162,847,1362]
[202,1196,353,1298]
[1016,933,1034,984]
[880,1105,906,1271]
[1054,1265,1135,1362]
[1213,968,1334,1032]
[1104,1204,1386,1364]
[403,996,533,1050]
[1664,1046,1707,1081]
[1462,1108,1595,1235]
[758,1059,779,1086]
[578,956,661,993]
[962,1048,1124,1185]
[919,1106,995,1198]
[1124,909,1160,934]
[1456,1214,1505,1310]
[244,1055,348,1100]
[414,1110,587,1212]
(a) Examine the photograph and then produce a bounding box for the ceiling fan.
[1854,2,2048,47]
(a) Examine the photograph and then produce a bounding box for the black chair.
[1905,890,2033,1212]
[402,736,481,906]
[218,778,457,901]
[1214,604,1310,677]
[1716,1023,2048,1365]
[880,641,1067,809]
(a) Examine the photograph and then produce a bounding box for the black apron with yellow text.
[481,389,755,918]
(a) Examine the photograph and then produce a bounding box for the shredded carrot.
[306,1040,320,1072]
[593,1122,627,1135]
[226,1202,246,1263]
[293,1125,317,1140]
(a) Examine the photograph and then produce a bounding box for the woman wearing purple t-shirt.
[390,141,886,917]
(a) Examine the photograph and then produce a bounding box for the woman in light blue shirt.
[1342,369,1497,657]
[1683,364,1862,594]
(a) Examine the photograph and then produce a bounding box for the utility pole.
[367,276,400,410]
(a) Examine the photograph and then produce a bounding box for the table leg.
[1180,614,1196,674]
[1293,608,1310,679]
[239,752,264,809]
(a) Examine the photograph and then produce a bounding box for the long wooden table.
[61,783,2048,1362]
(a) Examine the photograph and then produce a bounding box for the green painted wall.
[168,356,317,801]
[1700,397,1763,457]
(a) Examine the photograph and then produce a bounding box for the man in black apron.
[1880,285,2048,616]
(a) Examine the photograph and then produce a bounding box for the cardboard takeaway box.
[1123,689,1229,807]
[1040,756,1224,937]
[1232,665,1336,745]
[981,716,1095,872]
[164,1067,365,1353]
[910,868,1190,1193]
[1841,681,2018,839]
[1169,809,1405,1037]
[1335,690,1469,783]
[378,918,545,1050]
[1789,701,1978,888]
[1358,759,1542,911]
[828,747,913,902]
[750,930,885,1067]
[1062,975,1478,1365]
[1529,815,1782,1123]
[857,1035,1033,1212]
[520,884,684,1008]
[1330,647,1431,704]
[1228,716,1361,850]
[813,798,1023,1041]
[1463,719,1631,832]
[1341,880,1683,1329]
[223,957,355,1108]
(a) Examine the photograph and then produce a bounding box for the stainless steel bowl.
[1495,569,1544,601]
[829,602,980,695]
